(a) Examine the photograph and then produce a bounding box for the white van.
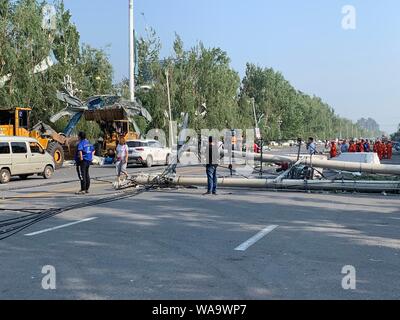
[0,136,55,184]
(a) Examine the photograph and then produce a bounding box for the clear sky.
[57,0,400,133]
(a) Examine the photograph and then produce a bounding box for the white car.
[127,140,172,167]
[0,136,55,184]
[269,141,279,147]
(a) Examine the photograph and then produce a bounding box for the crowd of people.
[329,139,393,160]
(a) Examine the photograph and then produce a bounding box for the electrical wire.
[0,159,179,241]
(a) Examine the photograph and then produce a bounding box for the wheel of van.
[43,165,54,179]
[0,169,11,184]
[145,155,153,168]
[47,142,64,170]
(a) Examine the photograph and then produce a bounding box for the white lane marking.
[235,225,279,251]
[25,217,98,236]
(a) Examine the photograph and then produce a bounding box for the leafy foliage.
[1,1,379,142]
[0,0,113,137]
[130,31,378,141]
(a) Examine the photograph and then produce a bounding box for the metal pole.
[252,98,257,129]
[231,150,400,175]
[297,138,302,161]
[134,175,400,193]
[260,138,263,177]
[166,69,174,148]
[129,0,135,102]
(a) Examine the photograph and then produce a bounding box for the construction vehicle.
[0,93,153,169]
[52,93,152,158]
[0,107,70,169]
[84,107,140,157]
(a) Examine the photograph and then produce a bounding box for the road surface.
[0,150,399,299]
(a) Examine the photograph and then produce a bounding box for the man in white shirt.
[307,137,317,155]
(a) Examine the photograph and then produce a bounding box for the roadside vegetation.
[1,0,381,141]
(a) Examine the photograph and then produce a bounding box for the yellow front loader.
[0,107,70,169]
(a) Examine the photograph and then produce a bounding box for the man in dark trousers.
[204,136,219,195]
[75,131,95,195]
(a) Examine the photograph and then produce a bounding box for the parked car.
[126,139,172,167]
[269,141,279,147]
[262,146,272,152]
[0,136,55,184]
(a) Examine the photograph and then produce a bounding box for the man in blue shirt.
[341,139,349,153]
[75,132,95,195]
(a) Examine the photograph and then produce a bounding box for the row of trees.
[1,0,379,141]
[131,31,377,141]
[391,125,400,141]
[357,118,382,138]
[0,0,113,136]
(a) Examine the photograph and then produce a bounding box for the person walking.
[204,136,219,195]
[116,136,129,186]
[75,132,95,195]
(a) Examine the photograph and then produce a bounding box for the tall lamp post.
[278,118,283,141]
[251,98,261,140]
[165,69,174,148]
[129,0,135,102]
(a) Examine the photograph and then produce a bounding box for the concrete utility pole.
[251,98,261,140]
[129,0,135,102]
[251,98,257,129]
[166,69,174,147]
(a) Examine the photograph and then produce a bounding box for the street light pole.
[129,0,135,102]
[251,98,261,140]
[251,98,258,129]
[166,69,174,148]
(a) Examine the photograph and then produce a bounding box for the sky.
[56,0,400,133]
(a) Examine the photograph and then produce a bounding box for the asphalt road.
[0,150,400,299]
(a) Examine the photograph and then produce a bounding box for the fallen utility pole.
[134,175,400,193]
[231,151,400,176]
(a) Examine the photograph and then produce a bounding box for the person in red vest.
[373,140,379,154]
[253,141,260,153]
[330,141,337,158]
[387,141,393,160]
[376,141,384,160]
[348,141,357,152]
[356,141,365,152]
[382,142,388,159]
